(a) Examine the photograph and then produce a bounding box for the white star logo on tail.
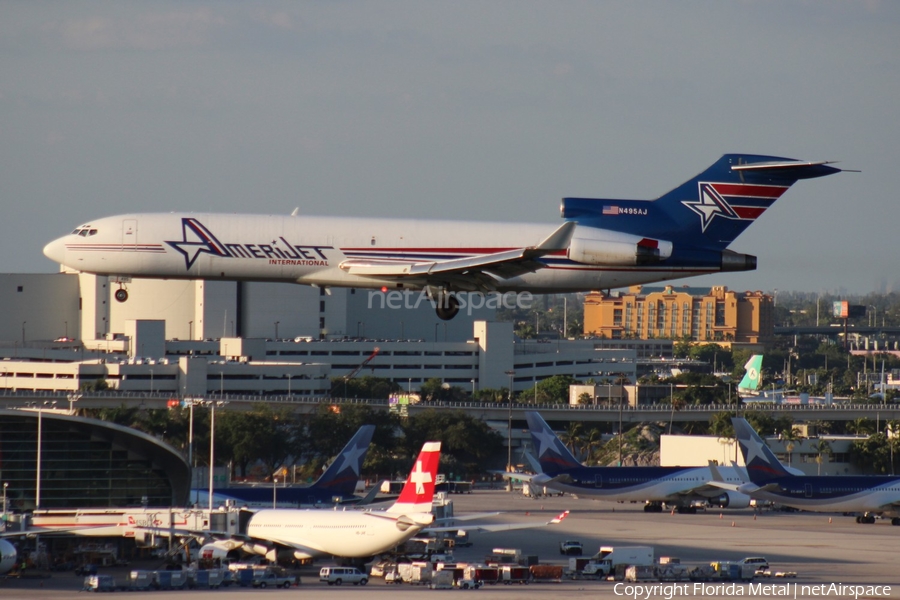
[334,443,367,477]
[532,428,560,458]
[682,183,740,232]
[409,460,432,495]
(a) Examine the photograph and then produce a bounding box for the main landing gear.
[114,286,129,302]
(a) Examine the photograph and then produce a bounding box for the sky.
[1,1,898,294]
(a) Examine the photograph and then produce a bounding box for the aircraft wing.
[339,222,576,287]
[427,510,569,534]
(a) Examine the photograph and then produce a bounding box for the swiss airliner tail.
[561,155,842,251]
[525,411,583,475]
[732,418,792,483]
[386,441,441,514]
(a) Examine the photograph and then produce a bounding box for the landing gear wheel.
[435,294,459,321]
[114,288,129,303]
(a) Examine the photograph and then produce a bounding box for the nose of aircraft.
[43,236,67,265]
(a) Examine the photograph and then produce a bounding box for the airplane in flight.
[43,155,843,320]
[193,425,380,508]
[517,412,752,512]
[716,418,900,525]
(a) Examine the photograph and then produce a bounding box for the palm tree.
[779,427,802,468]
[560,422,584,459]
[582,427,603,465]
[813,439,833,475]
[847,418,874,436]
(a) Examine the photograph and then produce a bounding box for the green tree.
[401,409,503,477]
[812,438,832,475]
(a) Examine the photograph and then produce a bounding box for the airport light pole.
[2,482,8,528]
[35,403,42,509]
[209,401,216,513]
[273,478,278,509]
[505,370,515,492]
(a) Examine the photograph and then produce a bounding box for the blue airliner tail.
[309,424,376,495]
[525,411,583,475]
[561,155,842,251]
[732,418,792,483]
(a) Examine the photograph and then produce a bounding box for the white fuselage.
[245,508,431,559]
[534,466,748,504]
[43,213,709,293]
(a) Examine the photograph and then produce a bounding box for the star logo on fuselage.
[166,218,230,270]
[682,183,740,232]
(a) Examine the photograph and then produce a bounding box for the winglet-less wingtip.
[550,510,570,524]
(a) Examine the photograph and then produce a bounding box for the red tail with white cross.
[387,441,441,515]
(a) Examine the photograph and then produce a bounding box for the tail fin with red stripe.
[386,441,441,515]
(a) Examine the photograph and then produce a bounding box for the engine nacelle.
[567,227,672,266]
[0,539,17,575]
[199,541,243,562]
[710,491,751,509]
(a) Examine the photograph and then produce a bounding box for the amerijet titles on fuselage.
[44,155,843,320]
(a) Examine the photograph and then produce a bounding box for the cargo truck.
[576,546,654,578]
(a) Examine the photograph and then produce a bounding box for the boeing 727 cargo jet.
[44,155,842,320]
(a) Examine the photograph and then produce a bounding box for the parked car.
[559,540,583,556]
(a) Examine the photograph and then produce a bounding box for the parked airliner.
[201,440,442,562]
[720,418,900,525]
[520,412,752,512]
[43,155,842,320]
[194,425,378,508]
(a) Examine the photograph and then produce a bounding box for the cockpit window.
[72,226,98,237]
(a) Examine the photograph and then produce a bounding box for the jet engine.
[0,539,17,575]
[710,491,751,509]
[567,227,672,266]
[199,539,245,562]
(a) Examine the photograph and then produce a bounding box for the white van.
[319,566,368,586]
[740,557,770,571]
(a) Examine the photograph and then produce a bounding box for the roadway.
[3,491,899,598]
[2,390,899,425]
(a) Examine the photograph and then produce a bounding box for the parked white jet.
[43,155,842,320]
[201,441,442,562]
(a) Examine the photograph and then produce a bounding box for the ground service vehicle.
[559,540,583,555]
[319,566,368,586]
[252,569,295,588]
[580,546,654,578]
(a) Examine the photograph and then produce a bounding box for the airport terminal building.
[0,273,671,396]
[0,409,190,512]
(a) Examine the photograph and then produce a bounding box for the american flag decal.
[602,205,619,215]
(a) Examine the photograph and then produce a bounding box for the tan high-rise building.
[583,285,773,347]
